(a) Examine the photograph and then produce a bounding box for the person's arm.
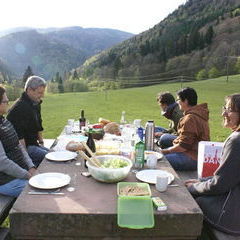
[19,143,35,169]
[162,115,197,154]
[19,139,26,148]
[38,131,44,145]
[0,141,30,179]
[162,144,186,154]
[7,106,25,140]
[188,135,240,196]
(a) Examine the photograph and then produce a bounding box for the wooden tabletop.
[10,156,203,240]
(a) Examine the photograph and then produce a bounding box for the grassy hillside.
[79,0,240,83]
[40,75,240,142]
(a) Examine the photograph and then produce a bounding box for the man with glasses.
[7,76,49,167]
[161,87,210,171]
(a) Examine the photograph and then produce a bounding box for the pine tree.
[205,26,214,45]
[23,66,34,85]
[73,70,78,79]
[55,72,60,83]
[58,76,64,93]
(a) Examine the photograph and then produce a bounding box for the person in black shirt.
[7,76,49,167]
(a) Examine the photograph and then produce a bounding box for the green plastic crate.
[117,196,154,229]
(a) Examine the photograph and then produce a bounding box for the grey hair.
[24,76,47,91]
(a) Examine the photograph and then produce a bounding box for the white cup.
[65,125,72,135]
[146,154,158,169]
[133,119,141,128]
[156,174,169,192]
[67,119,75,127]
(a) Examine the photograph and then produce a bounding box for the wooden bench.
[176,170,240,240]
[0,194,15,240]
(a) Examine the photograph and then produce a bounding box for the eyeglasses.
[1,100,9,104]
[222,106,235,113]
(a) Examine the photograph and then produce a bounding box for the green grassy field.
[41,75,240,142]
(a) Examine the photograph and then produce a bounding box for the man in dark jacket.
[155,92,183,148]
[7,76,49,167]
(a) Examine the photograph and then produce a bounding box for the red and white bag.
[198,141,224,178]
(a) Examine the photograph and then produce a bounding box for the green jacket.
[163,103,183,134]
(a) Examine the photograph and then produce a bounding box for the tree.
[58,76,64,93]
[22,66,34,85]
[73,69,78,79]
[205,26,214,45]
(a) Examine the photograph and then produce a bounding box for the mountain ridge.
[0,27,133,79]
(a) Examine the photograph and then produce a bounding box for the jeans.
[158,133,177,149]
[155,126,166,133]
[0,179,28,197]
[165,152,197,171]
[27,145,49,167]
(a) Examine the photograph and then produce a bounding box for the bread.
[104,122,121,136]
[66,141,85,152]
[98,117,111,126]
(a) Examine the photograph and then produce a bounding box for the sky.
[0,0,186,34]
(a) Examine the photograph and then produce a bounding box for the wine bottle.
[85,128,96,168]
[79,109,86,131]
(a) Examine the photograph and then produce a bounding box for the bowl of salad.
[86,155,132,183]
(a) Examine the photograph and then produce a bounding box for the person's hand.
[28,167,37,178]
[185,179,199,187]
[155,132,164,137]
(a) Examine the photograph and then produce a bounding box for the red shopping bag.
[198,141,224,178]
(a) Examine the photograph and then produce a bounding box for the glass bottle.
[120,111,126,124]
[85,128,96,168]
[79,109,86,131]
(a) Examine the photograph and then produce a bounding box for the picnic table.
[10,153,203,240]
[9,124,203,239]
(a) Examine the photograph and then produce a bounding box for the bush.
[4,83,22,101]
[196,69,208,80]
[64,80,88,92]
[47,82,59,93]
[208,67,220,78]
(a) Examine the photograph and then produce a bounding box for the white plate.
[29,173,71,189]
[136,169,174,184]
[144,151,163,160]
[45,151,77,161]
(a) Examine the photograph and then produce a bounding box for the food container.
[86,155,132,183]
[117,196,154,229]
[117,182,151,197]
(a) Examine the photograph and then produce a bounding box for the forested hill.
[0,27,133,79]
[79,0,240,83]
[0,58,12,83]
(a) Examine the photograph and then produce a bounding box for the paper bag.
[198,141,224,178]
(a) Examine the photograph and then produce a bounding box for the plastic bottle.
[134,139,145,169]
[79,109,86,131]
[145,120,155,150]
[137,127,144,141]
